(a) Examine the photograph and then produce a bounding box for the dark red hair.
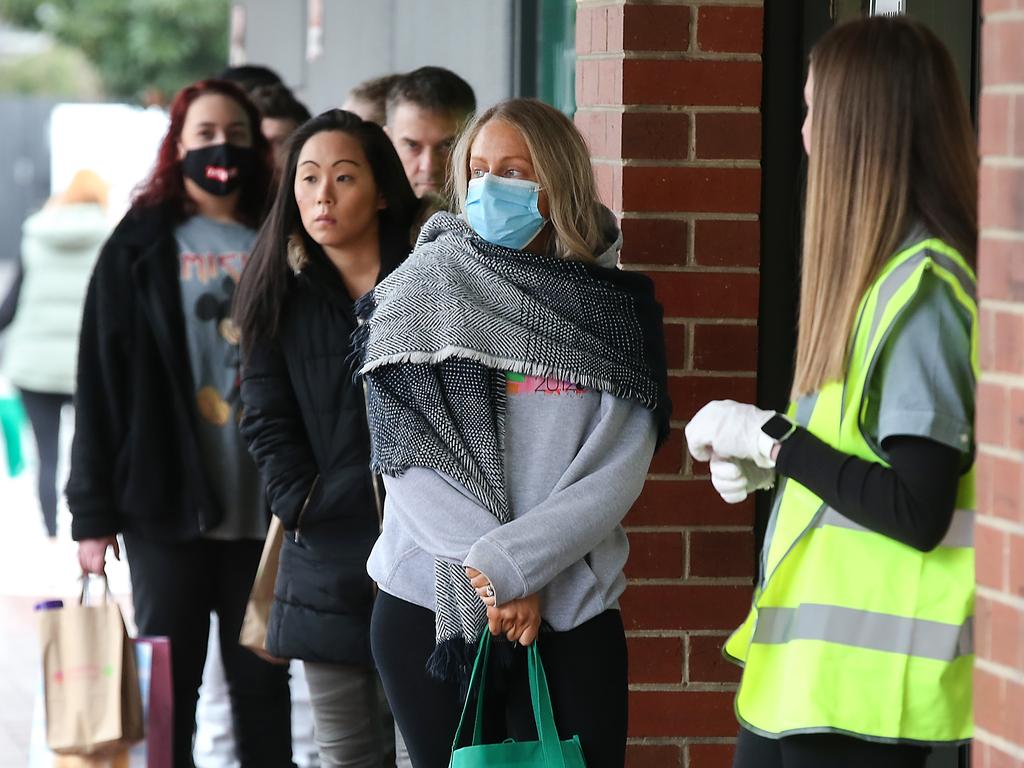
[132,78,273,228]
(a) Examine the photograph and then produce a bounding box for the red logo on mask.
[205,165,238,183]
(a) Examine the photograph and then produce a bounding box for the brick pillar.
[575,2,763,765]
[975,2,1024,766]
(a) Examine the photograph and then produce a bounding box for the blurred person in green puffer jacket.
[0,169,110,537]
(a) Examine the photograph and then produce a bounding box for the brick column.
[975,2,1024,766]
[575,2,763,765]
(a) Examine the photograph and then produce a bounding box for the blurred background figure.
[383,66,475,201]
[218,63,284,95]
[248,83,312,176]
[342,74,401,126]
[0,169,110,539]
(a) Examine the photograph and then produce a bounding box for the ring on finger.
[484,584,494,598]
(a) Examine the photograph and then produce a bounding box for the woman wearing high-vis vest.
[685,17,977,768]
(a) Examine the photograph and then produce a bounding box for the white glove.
[685,399,778,468]
[710,456,775,504]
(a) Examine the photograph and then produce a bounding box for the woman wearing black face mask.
[67,79,294,768]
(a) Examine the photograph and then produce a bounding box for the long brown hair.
[792,16,977,398]
[449,98,606,262]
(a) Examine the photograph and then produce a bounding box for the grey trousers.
[302,661,411,768]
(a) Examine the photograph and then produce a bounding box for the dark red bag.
[128,637,173,768]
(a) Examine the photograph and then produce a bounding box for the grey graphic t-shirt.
[175,215,265,540]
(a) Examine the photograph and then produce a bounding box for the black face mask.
[181,143,256,196]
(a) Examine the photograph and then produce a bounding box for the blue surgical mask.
[465,173,547,251]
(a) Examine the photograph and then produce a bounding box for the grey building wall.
[0,98,57,266]
[235,0,517,115]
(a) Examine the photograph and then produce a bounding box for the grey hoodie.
[366,214,657,631]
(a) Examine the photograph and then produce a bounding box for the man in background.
[343,74,401,126]
[219,64,283,93]
[383,66,475,200]
[249,83,312,175]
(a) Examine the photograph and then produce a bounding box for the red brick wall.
[575,2,763,765]
[975,2,1024,766]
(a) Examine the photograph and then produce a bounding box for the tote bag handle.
[451,632,567,767]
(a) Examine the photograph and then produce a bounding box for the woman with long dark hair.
[686,17,977,768]
[68,79,294,767]
[233,109,418,767]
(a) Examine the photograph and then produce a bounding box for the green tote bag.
[449,632,587,767]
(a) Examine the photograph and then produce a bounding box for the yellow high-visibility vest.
[725,238,977,745]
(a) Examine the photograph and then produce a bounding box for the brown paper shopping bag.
[239,514,286,663]
[38,576,144,755]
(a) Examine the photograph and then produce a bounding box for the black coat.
[239,251,391,665]
[68,205,231,541]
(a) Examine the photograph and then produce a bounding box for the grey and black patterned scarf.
[353,212,670,680]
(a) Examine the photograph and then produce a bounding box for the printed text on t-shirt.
[506,372,587,397]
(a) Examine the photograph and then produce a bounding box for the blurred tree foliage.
[0,0,41,27]
[0,43,103,97]
[0,0,229,99]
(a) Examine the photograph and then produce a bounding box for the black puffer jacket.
[240,250,394,665]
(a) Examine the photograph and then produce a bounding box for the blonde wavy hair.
[792,17,977,398]
[449,98,605,261]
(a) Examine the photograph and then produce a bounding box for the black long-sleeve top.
[775,429,965,552]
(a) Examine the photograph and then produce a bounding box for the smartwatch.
[761,413,797,443]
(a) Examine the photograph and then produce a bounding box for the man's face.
[385,102,463,197]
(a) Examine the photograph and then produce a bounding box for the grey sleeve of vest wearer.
[866,269,975,456]
[464,394,656,605]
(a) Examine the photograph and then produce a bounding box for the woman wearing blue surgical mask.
[68,79,295,767]
[356,98,673,768]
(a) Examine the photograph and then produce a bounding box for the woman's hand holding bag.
[77,536,120,575]
[466,567,542,646]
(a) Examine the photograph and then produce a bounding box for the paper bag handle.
[78,573,114,606]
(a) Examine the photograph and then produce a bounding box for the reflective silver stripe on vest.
[753,604,974,661]
[759,393,822,588]
[816,507,975,548]
[863,252,928,359]
[863,242,976,363]
[929,249,977,304]
[794,392,819,428]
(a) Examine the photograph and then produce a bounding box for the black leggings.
[123,534,294,768]
[734,727,931,768]
[371,591,628,768]
[18,389,71,537]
